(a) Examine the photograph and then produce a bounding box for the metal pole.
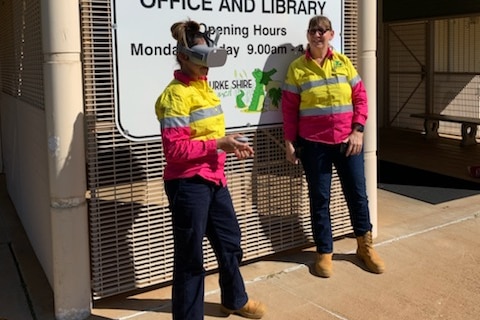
[358,0,379,237]
[41,0,91,318]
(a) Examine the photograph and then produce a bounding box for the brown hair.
[170,19,204,49]
[308,15,332,31]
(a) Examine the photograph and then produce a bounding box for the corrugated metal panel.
[81,0,355,299]
[433,17,480,134]
[387,16,480,138]
[387,22,427,129]
[436,17,480,73]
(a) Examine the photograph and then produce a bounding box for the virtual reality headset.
[177,32,227,68]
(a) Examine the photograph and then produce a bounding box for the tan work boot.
[221,299,267,319]
[356,231,385,274]
[314,253,333,278]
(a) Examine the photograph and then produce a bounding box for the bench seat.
[411,113,480,146]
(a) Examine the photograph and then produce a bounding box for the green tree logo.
[236,68,278,112]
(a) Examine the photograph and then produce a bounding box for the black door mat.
[378,161,480,204]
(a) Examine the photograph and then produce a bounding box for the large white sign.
[111,0,344,141]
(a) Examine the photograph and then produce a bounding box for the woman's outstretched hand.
[217,134,254,159]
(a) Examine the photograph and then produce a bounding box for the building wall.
[0,93,53,284]
[0,0,53,284]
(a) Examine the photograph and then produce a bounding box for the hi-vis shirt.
[155,70,226,185]
[282,48,368,144]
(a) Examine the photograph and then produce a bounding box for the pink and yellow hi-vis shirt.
[282,47,368,144]
[155,70,226,186]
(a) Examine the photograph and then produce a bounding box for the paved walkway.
[1,173,480,320]
[0,175,54,320]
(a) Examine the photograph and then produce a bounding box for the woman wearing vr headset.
[282,15,385,278]
[155,20,266,320]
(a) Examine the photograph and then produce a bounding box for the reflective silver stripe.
[299,104,353,116]
[301,75,348,91]
[160,116,189,129]
[160,105,223,129]
[282,82,300,94]
[190,105,223,123]
[350,74,361,87]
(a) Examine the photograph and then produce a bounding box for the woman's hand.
[345,131,364,156]
[216,134,254,159]
[285,140,299,164]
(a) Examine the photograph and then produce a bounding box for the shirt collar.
[306,47,334,60]
[174,70,207,85]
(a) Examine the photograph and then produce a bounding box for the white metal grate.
[0,0,44,108]
[81,0,356,299]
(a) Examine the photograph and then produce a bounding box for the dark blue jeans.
[164,176,248,320]
[298,138,372,254]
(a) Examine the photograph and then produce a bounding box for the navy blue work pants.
[164,176,248,320]
[298,138,372,254]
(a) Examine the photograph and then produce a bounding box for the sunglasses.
[308,28,330,36]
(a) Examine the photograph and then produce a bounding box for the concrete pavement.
[0,174,54,320]
[1,172,479,319]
